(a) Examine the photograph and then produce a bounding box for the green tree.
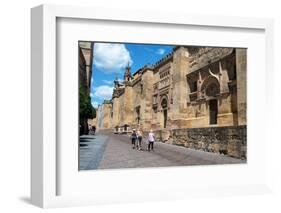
[79,84,96,119]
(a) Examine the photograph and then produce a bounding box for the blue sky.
[90,42,175,108]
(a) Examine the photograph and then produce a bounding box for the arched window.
[161,98,168,109]
[201,76,220,98]
[206,83,219,97]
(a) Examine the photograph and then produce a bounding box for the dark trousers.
[132,138,136,147]
[137,136,142,148]
[148,141,154,151]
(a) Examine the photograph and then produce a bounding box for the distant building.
[79,41,93,135]
[96,100,113,131]
[79,41,93,93]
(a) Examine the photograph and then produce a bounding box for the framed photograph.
[31,4,274,208]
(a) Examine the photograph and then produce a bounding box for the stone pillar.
[141,69,154,130]
[236,49,247,125]
[172,47,190,120]
[219,60,230,94]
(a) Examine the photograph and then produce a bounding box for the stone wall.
[151,125,246,159]
[96,103,112,130]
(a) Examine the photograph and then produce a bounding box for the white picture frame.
[31,4,274,208]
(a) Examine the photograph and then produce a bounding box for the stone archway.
[201,76,220,125]
[201,75,220,98]
[206,83,220,97]
[124,124,128,131]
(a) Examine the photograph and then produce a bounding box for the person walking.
[92,126,96,135]
[147,129,156,152]
[136,129,143,151]
[131,129,137,149]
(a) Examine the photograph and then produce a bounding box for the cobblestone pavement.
[79,131,245,170]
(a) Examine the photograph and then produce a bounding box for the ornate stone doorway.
[161,98,168,128]
[209,99,218,125]
[124,124,128,131]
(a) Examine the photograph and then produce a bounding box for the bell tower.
[124,62,132,82]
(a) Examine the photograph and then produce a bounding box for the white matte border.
[31,4,274,208]
[57,17,265,196]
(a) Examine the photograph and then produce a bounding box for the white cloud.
[93,43,133,73]
[93,85,114,100]
[156,48,165,55]
[102,80,113,85]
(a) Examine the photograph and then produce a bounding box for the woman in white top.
[136,129,143,150]
[147,130,155,151]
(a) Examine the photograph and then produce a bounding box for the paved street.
[79,130,245,170]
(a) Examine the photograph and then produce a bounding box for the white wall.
[0,0,280,212]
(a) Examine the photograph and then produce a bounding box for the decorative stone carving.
[189,48,234,72]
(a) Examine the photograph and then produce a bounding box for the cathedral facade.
[95,46,247,158]
[97,46,246,132]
